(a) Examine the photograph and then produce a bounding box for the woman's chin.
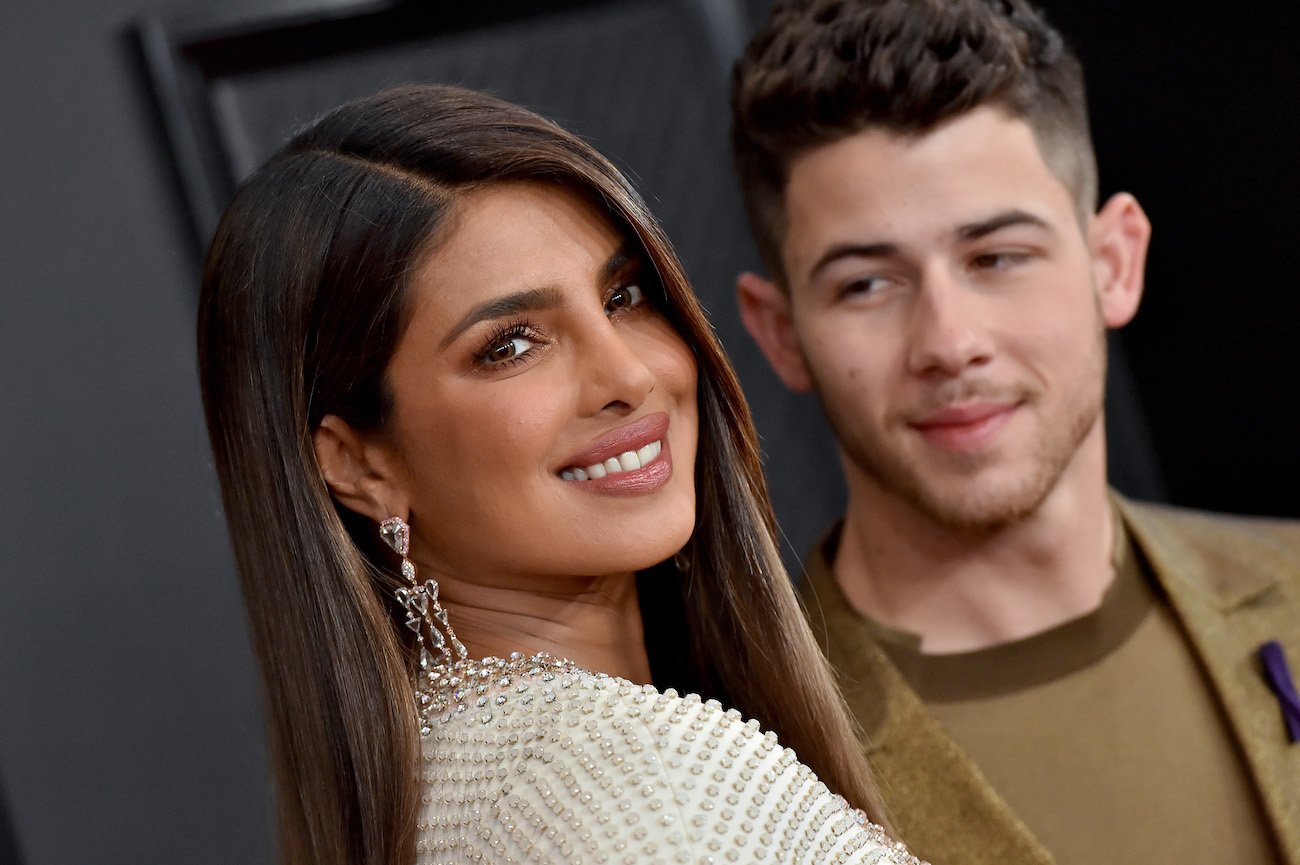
[571,518,695,577]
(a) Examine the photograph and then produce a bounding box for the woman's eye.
[485,335,535,363]
[604,282,645,315]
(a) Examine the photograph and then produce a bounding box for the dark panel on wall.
[136,0,847,566]
[0,777,22,865]
[138,0,1165,572]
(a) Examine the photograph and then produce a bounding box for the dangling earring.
[379,516,469,673]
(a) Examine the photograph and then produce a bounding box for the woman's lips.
[560,438,663,480]
[909,401,1019,452]
[557,411,673,495]
[560,411,669,468]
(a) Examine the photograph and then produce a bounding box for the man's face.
[745,107,1146,532]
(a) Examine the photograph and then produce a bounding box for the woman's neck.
[424,567,653,685]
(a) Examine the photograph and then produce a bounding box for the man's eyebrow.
[957,209,1051,241]
[440,286,565,348]
[808,241,899,282]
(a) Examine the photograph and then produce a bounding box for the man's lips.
[912,401,1018,428]
[909,401,1020,452]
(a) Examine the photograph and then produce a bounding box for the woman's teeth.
[560,440,662,481]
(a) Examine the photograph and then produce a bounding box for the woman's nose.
[576,318,656,415]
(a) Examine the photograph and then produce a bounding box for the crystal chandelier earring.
[379,516,468,673]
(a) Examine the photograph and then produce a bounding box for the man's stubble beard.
[810,327,1108,535]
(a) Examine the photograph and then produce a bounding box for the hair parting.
[199,84,887,865]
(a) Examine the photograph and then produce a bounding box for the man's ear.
[736,271,813,392]
[1089,192,1151,329]
[312,414,408,523]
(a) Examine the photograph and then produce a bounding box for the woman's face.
[376,182,698,584]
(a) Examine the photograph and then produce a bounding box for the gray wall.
[0,1,1296,864]
[0,1,272,862]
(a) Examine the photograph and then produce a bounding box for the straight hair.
[198,84,887,865]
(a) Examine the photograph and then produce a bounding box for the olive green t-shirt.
[821,517,1279,864]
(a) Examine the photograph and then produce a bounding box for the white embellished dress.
[416,653,924,865]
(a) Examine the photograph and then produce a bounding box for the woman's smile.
[375,181,698,582]
[556,411,673,494]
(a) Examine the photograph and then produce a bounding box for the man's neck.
[832,441,1117,654]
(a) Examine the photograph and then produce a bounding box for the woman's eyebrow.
[440,286,564,348]
[600,241,641,282]
[441,243,640,348]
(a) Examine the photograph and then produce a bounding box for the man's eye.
[971,251,1031,270]
[838,276,889,299]
[605,282,645,315]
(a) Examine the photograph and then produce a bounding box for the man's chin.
[909,475,1055,533]
[923,497,1040,534]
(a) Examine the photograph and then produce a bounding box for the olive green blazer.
[799,495,1300,865]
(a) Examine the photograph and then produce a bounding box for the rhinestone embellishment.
[377,516,468,726]
[378,516,410,556]
[414,652,927,864]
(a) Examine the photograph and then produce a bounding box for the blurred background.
[0,0,1295,862]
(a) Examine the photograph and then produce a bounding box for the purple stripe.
[1258,641,1300,744]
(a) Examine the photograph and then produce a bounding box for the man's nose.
[905,270,993,377]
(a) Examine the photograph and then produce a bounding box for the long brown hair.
[198,84,885,865]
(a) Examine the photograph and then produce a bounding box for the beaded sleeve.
[417,654,924,865]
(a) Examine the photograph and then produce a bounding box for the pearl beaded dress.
[417,653,924,865]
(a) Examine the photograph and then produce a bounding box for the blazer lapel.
[801,535,1055,865]
[1119,496,1300,865]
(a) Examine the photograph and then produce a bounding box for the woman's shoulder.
[418,653,923,864]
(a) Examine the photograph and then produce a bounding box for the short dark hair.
[731,0,1096,283]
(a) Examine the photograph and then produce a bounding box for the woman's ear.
[1089,192,1152,329]
[312,415,408,523]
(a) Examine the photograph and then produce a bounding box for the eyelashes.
[471,268,660,372]
[476,318,543,369]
